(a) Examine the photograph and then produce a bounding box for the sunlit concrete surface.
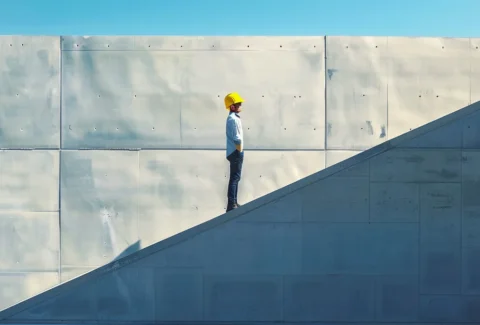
[1,100,480,324]
[1,35,480,311]
[0,37,60,149]
[61,36,325,150]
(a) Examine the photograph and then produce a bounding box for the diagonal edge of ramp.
[1,100,480,321]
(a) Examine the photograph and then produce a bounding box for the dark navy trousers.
[227,150,244,205]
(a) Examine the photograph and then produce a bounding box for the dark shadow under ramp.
[2,102,480,324]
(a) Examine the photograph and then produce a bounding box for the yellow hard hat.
[224,92,244,109]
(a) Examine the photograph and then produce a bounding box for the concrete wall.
[0,35,477,310]
[2,100,480,324]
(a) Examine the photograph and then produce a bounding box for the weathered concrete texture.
[3,34,480,316]
[0,150,60,311]
[0,36,60,149]
[59,149,324,272]
[61,36,325,150]
[325,36,472,150]
[2,101,480,324]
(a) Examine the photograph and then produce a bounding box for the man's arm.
[228,118,243,152]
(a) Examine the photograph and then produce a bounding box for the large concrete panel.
[283,275,375,322]
[60,150,139,268]
[469,38,480,103]
[203,275,283,322]
[419,183,462,295]
[0,36,60,149]
[138,150,324,248]
[326,36,388,150]
[201,221,302,275]
[369,148,461,183]
[0,273,58,311]
[0,212,59,272]
[154,268,203,321]
[301,223,419,275]
[461,150,480,248]
[301,174,370,223]
[61,36,325,150]
[387,37,471,138]
[374,275,419,322]
[0,150,59,212]
[369,182,420,223]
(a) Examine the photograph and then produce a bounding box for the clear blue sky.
[0,0,478,37]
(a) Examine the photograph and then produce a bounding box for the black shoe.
[226,203,239,212]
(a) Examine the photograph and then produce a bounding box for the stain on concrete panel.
[374,275,419,322]
[0,272,58,311]
[283,274,375,322]
[420,183,461,245]
[60,150,139,267]
[154,268,203,321]
[0,36,60,148]
[203,275,283,322]
[370,148,461,182]
[302,223,418,275]
[301,176,369,222]
[0,212,59,271]
[370,182,420,223]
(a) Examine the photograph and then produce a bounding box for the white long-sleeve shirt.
[226,112,243,157]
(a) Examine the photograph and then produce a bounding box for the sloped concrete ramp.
[1,101,480,324]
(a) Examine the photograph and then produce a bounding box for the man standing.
[224,92,244,212]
